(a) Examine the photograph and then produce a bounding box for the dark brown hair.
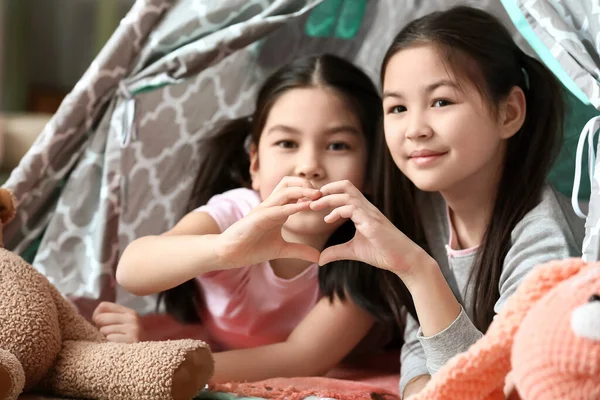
[380,6,564,331]
[160,54,421,333]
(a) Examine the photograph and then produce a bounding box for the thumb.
[318,243,355,266]
[280,242,321,264]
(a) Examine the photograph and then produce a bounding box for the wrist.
[399,252,462,336]
[395,251,439,291]
[403,374,430,398]
[207,233,237,270]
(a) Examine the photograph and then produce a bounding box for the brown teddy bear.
[0,188,214,400]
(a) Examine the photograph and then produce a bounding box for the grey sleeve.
[399,312,429,395]
[416,306,483,374]
[495,215,582,312]
[413,215,582,374]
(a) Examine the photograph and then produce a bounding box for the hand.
[216,177,322,268]
[309,180,430,276]
[92,301,144,343]
[403,375,431,398]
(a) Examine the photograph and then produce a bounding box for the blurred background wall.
[0,0,134,179]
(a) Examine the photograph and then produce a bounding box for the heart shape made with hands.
[242,177,412,274]
[273,181,389,269]
[267,195,348,266]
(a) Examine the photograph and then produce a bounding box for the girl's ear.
[249,143,260,191]
[499,86,527,139]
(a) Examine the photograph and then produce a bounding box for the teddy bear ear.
[0,188,17,225]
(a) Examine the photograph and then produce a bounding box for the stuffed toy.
[0,188,214,400]
[411,257,600,400]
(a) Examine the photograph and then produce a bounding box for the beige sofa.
[0,113,52,183]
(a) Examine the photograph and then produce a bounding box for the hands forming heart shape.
[215,177,426,277]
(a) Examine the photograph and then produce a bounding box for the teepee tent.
[3,0,599,315]
[500,0,600,261]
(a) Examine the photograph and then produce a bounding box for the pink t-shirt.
[195,188,320,350]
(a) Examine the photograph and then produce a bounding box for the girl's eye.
[327,142,350,151]
[433,99,452,107]
[388,105,407,114]
[275,140,297,149]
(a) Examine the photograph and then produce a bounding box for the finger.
[325,204,372,226]
[264,201,311,220]
[92,301,136,320]
[319,180,362,196]
[310,193,355,211]
[105,333,137,344]
[262,187,321,208]
[100,324,141,340]
[274,177,314,191]
[322,204,354,224]
[92,301,116,320]
[94,312,137,327]
[99,324,127,336]
[279,242,320,264]
[319,243,356,266]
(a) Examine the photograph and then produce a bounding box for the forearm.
[116,234,225,296]
[211,342,329,383]
[210,296,376,383]
[401,255,461,337]
[403,375,431,399]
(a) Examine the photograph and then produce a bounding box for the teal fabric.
[195,390,325,400]
[305,0,342,37]
[195,391,263,400]
[500,0,590,105]
[549,88,600,200]
[305,0,366,39]
[500,0,598,200]
[334,0,367,39]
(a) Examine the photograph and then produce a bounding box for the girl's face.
[382,45,516,196]
[250,87,367,237]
